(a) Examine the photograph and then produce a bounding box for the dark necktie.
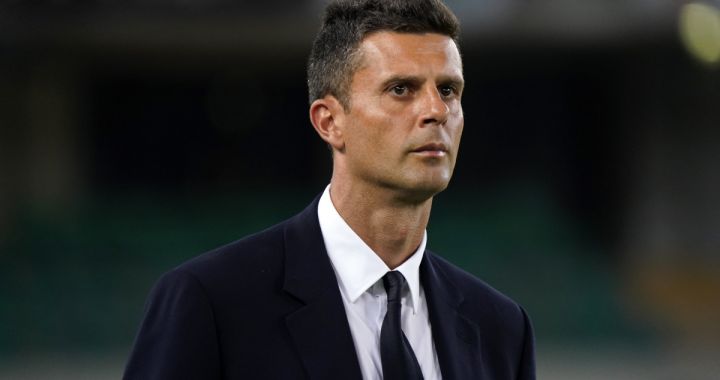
[380,271,424,380]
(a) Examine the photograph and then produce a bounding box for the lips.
[412,142,448,153]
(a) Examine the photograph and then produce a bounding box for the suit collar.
[281,196,363,380]
[421,252,484,379]
[281,195,336,303]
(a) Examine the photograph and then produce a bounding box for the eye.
[391,85,408,96]
[439,85,456,98]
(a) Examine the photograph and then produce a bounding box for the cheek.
[345,116,389,162]
[450,115,464,143]
[347,99,413,156]
[358,112,398,145]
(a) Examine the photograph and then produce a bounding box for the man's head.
[309,0,464,203]
[307,0,460,109]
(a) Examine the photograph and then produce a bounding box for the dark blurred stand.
[1,0,719,369]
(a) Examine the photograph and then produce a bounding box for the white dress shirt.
[317,185,442,380]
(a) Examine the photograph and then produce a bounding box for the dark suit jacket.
[124,196,535,379]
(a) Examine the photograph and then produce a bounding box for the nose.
[420,86,450,127]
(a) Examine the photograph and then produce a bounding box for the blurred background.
[1,0,719,378]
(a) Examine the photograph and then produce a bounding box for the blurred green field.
[0,186,653,363]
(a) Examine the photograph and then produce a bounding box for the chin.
[398,178,450,203]
[420,172,452,192]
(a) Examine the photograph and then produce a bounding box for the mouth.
[411,142,449,157]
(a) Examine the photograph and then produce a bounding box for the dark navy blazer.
[124,196,536,379]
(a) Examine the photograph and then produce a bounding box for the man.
[124,0,535,379]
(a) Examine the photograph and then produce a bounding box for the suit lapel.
[421,252,484,379]
[282,198,363,380]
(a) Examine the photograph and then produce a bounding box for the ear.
[309,96,346,152]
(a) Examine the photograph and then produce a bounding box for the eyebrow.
[379,74,465,91]
[379,75,424,90]
[438,76,465,92]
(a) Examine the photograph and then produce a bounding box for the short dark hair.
[307,0,460,109]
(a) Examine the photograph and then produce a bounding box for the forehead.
[354,31,463,79]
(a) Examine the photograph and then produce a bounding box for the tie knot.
[382,271,404,303]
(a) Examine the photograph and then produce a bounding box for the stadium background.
[1,0,719,378]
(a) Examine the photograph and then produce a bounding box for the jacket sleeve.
[123,269,222,380]
[516,306,536,380]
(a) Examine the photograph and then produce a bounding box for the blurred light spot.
[679,2,720,66]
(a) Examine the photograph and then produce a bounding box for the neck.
[329,177,432,270]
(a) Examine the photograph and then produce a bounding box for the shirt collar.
[318,185,426,314]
